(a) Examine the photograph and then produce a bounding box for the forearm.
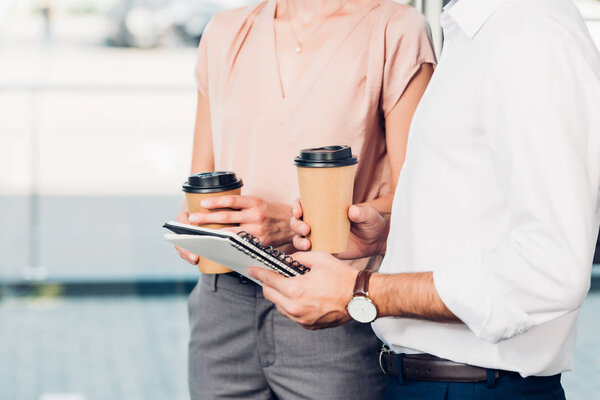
[370,271,460,323]
[190,91,214,174]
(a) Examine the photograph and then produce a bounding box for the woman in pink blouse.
[175,0,435,398]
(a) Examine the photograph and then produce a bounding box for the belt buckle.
[378,344,394,375]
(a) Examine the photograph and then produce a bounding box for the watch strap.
[352,270,373,297]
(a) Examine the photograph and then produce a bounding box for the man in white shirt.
[249,0,600,398]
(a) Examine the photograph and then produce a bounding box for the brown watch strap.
[352,270,373,297]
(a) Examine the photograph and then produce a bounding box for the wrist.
[343,268,360,317]
[347,269,378,323]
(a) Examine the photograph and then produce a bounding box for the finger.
[220,226,244,234]
[290,250,333,269]
[290,217,311,236]
[178,250,198,265]
[174,245,189,257]
[260,282,305,325]
[293,235,311,251]
[176,211,190,224]
[297,220,311,236]
[189,210,249,225]
[249,267,305,300]
[200,195,259,210]
[261,284,296,315]
[291,199,303,219]
[248,266,289,290]
[175,245,199,265]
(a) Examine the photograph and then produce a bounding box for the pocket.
[187,279,201,320]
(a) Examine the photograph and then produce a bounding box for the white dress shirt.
[372,0,600,377]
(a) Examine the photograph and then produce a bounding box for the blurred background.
[0,0,599,399]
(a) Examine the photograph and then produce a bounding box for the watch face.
[347,296,377,323]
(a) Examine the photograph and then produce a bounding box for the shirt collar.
[443,0,510,39]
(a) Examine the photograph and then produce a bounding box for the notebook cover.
[164,233,271,285]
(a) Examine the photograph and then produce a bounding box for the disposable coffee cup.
[294,146,358,253]
[183,171,243,274]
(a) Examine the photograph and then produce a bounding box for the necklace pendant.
[295,43,302,54]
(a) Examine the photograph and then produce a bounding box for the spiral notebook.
[163,221,308,285]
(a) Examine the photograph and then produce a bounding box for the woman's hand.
[174,210,200,265]
[290,199,390,259]
[189,195,294,247]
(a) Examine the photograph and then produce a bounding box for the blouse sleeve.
[381,7,437,117]
[194,18,214,99]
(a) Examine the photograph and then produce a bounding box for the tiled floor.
[1,292,598,400]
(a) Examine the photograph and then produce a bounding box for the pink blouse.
[195,0,435,265]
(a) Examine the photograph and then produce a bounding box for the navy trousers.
[384,370,566,400]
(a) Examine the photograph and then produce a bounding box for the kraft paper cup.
[294,146,358,253]
[183,171,243,274]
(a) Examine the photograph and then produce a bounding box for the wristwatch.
[347,270,378,323]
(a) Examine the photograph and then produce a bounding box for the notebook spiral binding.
[230,231,309,277]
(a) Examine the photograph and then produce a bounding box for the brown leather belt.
[378,349,500,383]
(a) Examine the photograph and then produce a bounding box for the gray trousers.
[188,273,386,400]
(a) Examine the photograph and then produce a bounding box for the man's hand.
[248,251,359,330]
[290,200,390,259]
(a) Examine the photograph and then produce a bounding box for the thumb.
[348,205,380,225]
[348,205,365,223]
[292,251,330,270]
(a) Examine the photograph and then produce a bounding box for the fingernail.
[189,215,198,223]
[353,206,362,219]
[200,199,211,207]
[292,208,297,216]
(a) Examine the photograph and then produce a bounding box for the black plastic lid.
[182,171,243,194]
[293,145,358,168]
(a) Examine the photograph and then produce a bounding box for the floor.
[0,292,599,400]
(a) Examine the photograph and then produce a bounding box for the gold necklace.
[286,0,353,54]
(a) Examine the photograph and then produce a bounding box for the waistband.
[200,272,260,297]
